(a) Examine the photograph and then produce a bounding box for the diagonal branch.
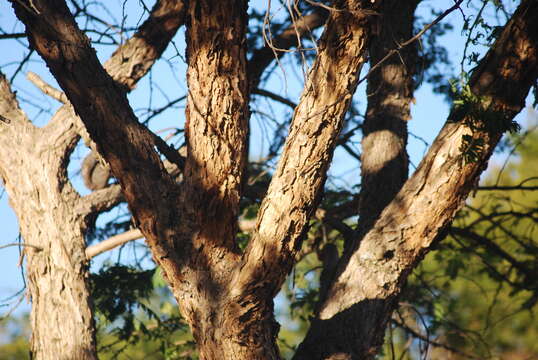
[41,0,185,166]
[0,72,31,127]
[450,227,534,281]
[102,0,185,91]
[10,0,185,282]
[233,0,378,312]
[0,72,34,176]
[296,1,538,358]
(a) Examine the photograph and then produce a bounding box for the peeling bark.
[8,0,538,359]
[0,75,96,359]
[10,0,376,358]
[227,1,377,357]
[2,1,185,358]
[171,0,252,357]
[295,1,538,358]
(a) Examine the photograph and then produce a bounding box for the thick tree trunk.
[16,186,95,360]
[0,86,96,359]
[2,1,184,358]
[9,0,376,358]
[14,1,537,359]
[172,0,253,358]
[295,1,538,358]
[228,0,377,356]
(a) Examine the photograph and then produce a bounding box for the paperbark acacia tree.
[2,0,538,359]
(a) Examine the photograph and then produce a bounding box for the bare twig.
[0,242,42,251]
[85,229,143,259]
[85,217,259,259]
[26,72,69,103]
[480,177,538,191]
[357,0,464,86]
[0,33,26,39]
[253,88,297,109]
[391,318,481,360]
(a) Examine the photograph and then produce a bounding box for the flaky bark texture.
[171,1,252,358]
[0,76,97,360]
[357,0,419,237]
[10,0,376,358]
[10,0,537,359]
[227,0,377,356]
[2,1,184,359]
[295,1,538,358]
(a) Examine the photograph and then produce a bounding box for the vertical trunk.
[174,1,252,358]
[295,3,419,357]
[0,88,96,359]
[2,1,184,358]
[229,1,377,357]
[9,0,373,356]
[357,0,418,237]
[21,204,96,360]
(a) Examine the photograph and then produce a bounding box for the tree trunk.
[2,1,184,358]
[11,0,537,359]
[295,1,538,358]
[0,89,96,359]
[356,0,418,238]
[9,0,377,357]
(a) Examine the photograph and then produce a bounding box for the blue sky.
[0,0,529,318]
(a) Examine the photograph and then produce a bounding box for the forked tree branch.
[295,0,538,357]
[234,0,378,309]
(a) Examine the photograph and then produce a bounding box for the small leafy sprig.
[449,80,520,164]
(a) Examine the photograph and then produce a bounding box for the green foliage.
[90,265,155,328]
[90,265,195,358]
[450,81,520,164]
[0,314,30,359]
[394,111,538,359]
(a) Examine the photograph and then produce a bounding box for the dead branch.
[26,71,68,103]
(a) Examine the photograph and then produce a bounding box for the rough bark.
[102,0,185,91]
[295,1,538,358]
[356,0,419,239]
[0,75,96,359]
[227,0,377,356]
[2,1,184,358]
[10,0,376,358]
[171,1,252,358]
[12,0,537,359]
[10,0,186,294]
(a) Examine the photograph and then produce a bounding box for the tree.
[0,0,537,359]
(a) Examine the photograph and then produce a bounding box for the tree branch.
[0,72,34,175]
[0,72,30,127]
[390,318,480,360]
[478,176,538,191]
[41,0,186,168]
[11,0,185,281]
[296,1,538,357]
[235,0,377,310]
[85,229,142,259]
[450,227,534,280]
[75,184,124,217]
[356,0,463,87]
[248,7,328,88]
[26,71,68,103]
